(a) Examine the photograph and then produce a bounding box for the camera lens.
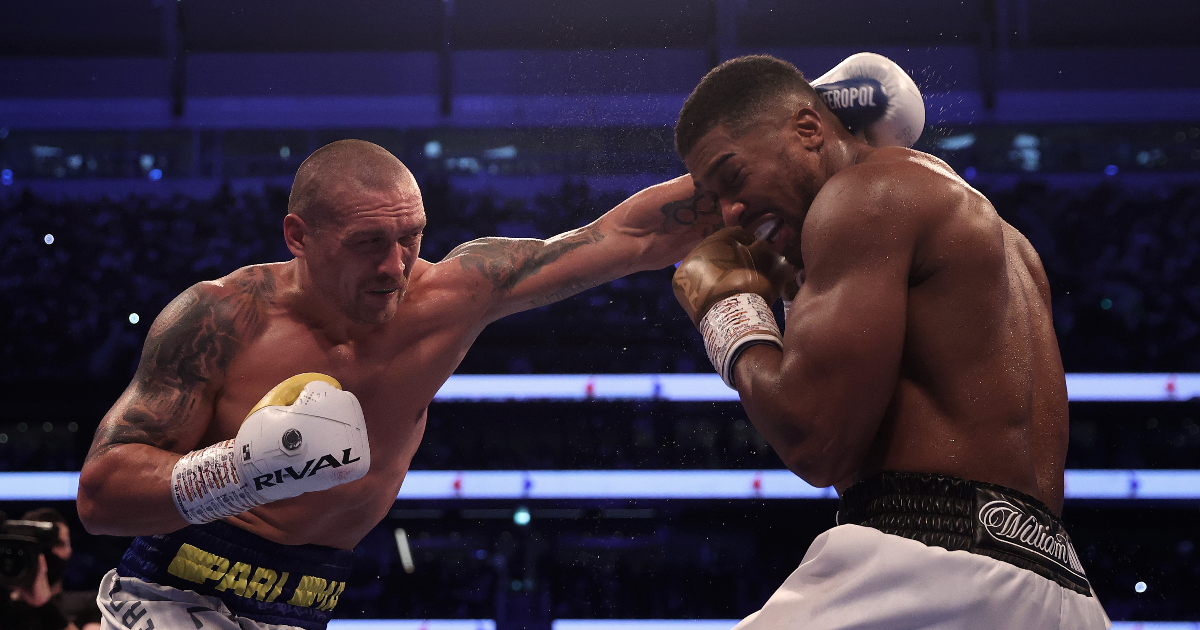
[0,547,28,578]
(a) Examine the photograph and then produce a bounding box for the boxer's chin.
[351,290,402,325]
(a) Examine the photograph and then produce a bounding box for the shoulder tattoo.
[444,223,605,293]
[86,268,277,460]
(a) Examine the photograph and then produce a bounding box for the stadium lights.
[3,470,1198,502]
[320,619,1191,630]
[429,373,1200,403]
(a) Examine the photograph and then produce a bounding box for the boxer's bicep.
[735,186,912,487]
[784,254,908,466]
[84,283,245,472]
[80,281,261,533]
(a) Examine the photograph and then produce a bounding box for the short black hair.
[675,55,815,159]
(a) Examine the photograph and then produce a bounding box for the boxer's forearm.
[78,443,191,536]
[732,345,877,489]
[450,177,722,321]
[604,176,722,273]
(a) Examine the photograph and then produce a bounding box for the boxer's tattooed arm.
[86,269,276,463]
[525,279,595,309]
[444,223,606,294]
[444,188,716,312]
[659,190,722,237]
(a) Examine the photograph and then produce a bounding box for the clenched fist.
[673,227,796,387]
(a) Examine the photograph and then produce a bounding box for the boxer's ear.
[284,213,308,258]
[791,107,825,150]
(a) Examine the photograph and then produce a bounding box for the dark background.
[2,0,1198,624]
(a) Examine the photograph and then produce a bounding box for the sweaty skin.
[682,104,1068,513]
[78,144,720,549]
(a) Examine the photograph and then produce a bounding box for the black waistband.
[116,520,354,630]
[838,472,1091,596]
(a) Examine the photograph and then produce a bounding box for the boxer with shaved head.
[80,138,723,629]
[672,55,1110,628]
[80,52,950,629]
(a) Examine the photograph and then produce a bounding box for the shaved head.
[288,139,418,230]
[282,139,426,327]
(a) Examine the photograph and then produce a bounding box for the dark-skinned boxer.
[82,53,929,630]
[673,55,1110,629]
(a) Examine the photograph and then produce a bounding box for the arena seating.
[1,178,1197,621]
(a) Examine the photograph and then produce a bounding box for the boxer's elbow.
[742,394,830,485]
[777,435,854,489]
[76,495,107,535]
[753,387,879,488]
[77,458,128,535]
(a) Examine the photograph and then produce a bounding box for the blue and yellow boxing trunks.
[114,520,353,630]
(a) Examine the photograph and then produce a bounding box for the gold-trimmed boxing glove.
[170,373,371,524]
[673,227,794,388]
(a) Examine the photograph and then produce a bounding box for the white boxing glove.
[171,373,371,525]
[813,52,925,149]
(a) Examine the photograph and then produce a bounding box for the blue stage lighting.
[148,168,163,181]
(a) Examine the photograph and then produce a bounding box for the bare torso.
[77,175,719,550]
[846,150,1068,511]
[206,259,484,549]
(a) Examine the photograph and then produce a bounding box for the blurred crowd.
[3,177,1199,380]
[2,177,1198,475]
[993,181,1200,373]
[2,176,1197,623]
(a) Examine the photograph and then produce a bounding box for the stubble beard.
[348,285,405,326]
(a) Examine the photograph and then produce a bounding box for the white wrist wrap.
[171,440,264,525]
[699,293,783,389]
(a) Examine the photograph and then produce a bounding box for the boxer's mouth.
[748,214,782,244]
[754,220,779,243]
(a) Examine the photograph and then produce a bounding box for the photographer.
[1,508,100,630]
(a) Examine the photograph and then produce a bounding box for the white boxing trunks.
[734,473,1111,630]
[98,570,305,630]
